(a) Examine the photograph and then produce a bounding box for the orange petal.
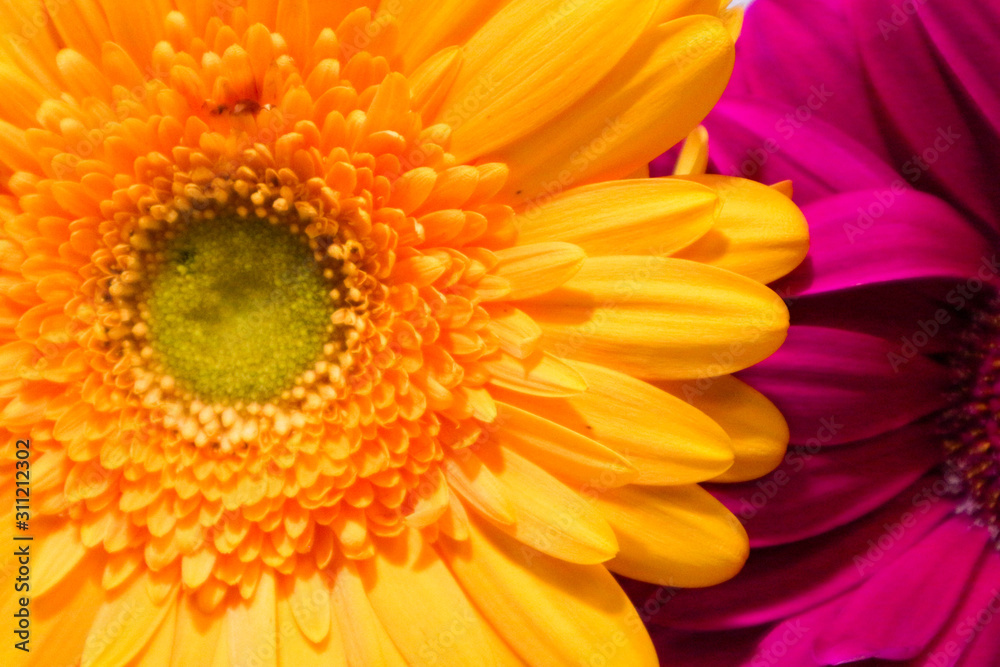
[482,350,587,398]
[491,242,585,301]
[492,402,638,486]
[656,375,789,483]
[478,443,618,564]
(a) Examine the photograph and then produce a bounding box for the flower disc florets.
[941,293,1000,541]
[16,10,517,605]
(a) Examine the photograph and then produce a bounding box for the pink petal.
[848,0,1000,237]
[739,327,951,446]
[700,99,899,206]
[725,0,890,161]
[773,190,992,297]
[709,422,944,547]
[916,549,1000,667]
[814,516,990,662]
[641,478,957,630]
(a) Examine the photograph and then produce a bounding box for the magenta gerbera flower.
[627,0,1000,664]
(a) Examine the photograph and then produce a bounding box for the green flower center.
[146,217,334,404]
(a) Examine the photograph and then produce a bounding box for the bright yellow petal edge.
[0,1,807,666]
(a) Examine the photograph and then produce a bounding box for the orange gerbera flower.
[0,1,806,665]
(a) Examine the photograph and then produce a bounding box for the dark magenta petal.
[813,517,990,662]
[701,98,899,205]
[725,0,890,160]
[641,478,956,630]
[786,282,973,357]
[645,625,766,667]
[709,422,943,547]
[847,0,1000,236]
[738,326,951,446]
[773,190,992,297]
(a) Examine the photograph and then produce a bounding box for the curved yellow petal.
[388,0,505,72]
[594,484,748,587]
[443,452,517,526]
[94,0,168,69]
[492,359,734,485]
[497,15,734,204]
[478,443,619,564]
[515,178,718,258]
[437,0,657,162]
[331,558,409,667]
[360,529,524,666]
[279,561,333,644]
[276,591,348,667]
[21,553,103,667]
[170,595,226,667]
[493,402,639,486]
[81,569,178,667]
[484,305,542,359]
[33,520,88,597]
[0,1,62,91]
[670,174,809,284]
[408,45,464,121]
[227,568,278,667]
[482,349,587,398]
[673,125,709,176]
[0,62,54,126]
[522,256,789,379]
[656,375,789,483]
[492,242,585,300]
[129,595,178,667]
[439,514,657,667]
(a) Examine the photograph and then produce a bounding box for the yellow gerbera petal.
[594,483,749,587]
[171,595,227,667]
[331,558,409,667]
[437,0,657,162]
[81,570,177,667]
[670,174,810,283]
[440,514,657,667]
[493,402,639,485]
[478,444,620,564]
[514,178,718,258]
[492,360,735,485]
[361,529,523,665]
[94,0,168,68]
[31,555,104,667]
[673,125,710,176]
[657,375,790,483]
[522,255,790,379]
[497,15,734,203]
[227,569,278,667]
